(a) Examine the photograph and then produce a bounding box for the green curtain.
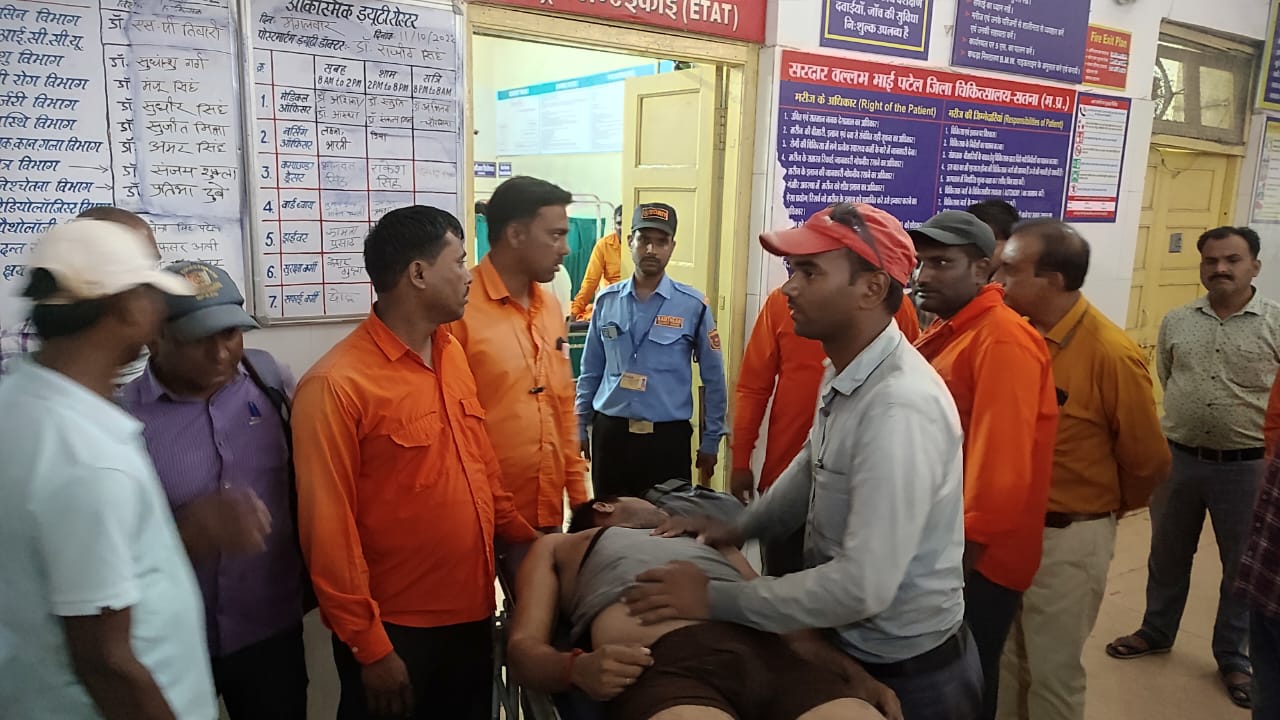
[473,216,603,298]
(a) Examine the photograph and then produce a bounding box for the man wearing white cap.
[0,220,217,719]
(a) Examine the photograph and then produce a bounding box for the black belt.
[1045,511,1112,529]
[860,628,966,679]
[1170,441,1265,464]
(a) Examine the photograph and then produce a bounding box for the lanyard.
[628,295,669,361]
[1047,311,1087,361]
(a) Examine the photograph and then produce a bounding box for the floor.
[1082,509,1245,720]
[265,510,1246,719]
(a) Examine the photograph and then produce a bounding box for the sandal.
[1222,670,1252,709]
[1105,631,1171,660]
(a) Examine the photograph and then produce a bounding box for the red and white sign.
[1083,24,1131,91]
[478,0,767,44]
[1064,94,1131,222]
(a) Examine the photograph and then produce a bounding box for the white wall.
[742,0,1274,328]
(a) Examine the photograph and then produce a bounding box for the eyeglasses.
[828,202,885,271]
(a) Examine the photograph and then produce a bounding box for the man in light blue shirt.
[576,202,727,497]
[626,204,981,720]
[0,219,216,720]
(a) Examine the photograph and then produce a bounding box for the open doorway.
[464,9,759,490]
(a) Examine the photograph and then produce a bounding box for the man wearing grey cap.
[0,220,217,719]
[911,210,1058,720]
[120,261,308,720]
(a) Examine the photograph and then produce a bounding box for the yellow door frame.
[463,5,760,384]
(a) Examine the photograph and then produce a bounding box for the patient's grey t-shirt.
[568,527,742,643]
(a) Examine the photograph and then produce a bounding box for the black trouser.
[212,623,308,720]
[590,414,693,498]
[332,620,493,720]
[761,525,805,577]
[964,570,1023,720]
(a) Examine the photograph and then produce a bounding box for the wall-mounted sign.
[1064,94,1131,223]
[478,0,766,44]
[1083,24,1130,91]
[498,162,513,177]
[952,0,1091,84]
[820,0,931,60]
[475,161,497,178]
[777,51,1076,228]
[1260,0,1280,109]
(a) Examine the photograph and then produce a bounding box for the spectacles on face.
[827,203,885,270]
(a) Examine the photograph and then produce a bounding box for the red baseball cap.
[759,204,917,286]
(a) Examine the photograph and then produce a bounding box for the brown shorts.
[606,622,857,720]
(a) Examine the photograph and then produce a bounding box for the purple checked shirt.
[121,362,304,657]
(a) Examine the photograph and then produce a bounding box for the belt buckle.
[628,419,654,435]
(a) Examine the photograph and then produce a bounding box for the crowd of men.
[0,179,1279,720]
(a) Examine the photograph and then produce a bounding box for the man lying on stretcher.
[508,497,901,720]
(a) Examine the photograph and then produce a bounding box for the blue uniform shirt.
[575,274,727,455]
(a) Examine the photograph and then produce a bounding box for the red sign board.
[1083,24,1131,91]
[479,0,767,44]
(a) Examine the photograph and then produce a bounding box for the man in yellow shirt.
[570,205,624,320]
[995,219,1169,720]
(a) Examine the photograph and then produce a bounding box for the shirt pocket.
[646,325,690,369]
[807,467,851,556]
[1224,341,1276,391]
[388,412,443,490]
[600,324,626,370]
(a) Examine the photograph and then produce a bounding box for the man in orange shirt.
[292,206,538,720]
[730,267,920,576]
[570,205,624,320]
[446,177,588,575]
[911,210,1057,720]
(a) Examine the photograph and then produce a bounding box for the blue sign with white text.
[951,0,1091,84]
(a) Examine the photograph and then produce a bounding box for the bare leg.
[796,698,884,719]
[649,707,736,720]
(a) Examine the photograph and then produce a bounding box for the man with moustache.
[994,220,1169,720]
[446,177,588,577]
[576,203,726,497]
[1106,226,1280,709]
[292,206,538,720]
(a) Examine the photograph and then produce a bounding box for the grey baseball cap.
[164,261,259,341]
[908,210,997,258]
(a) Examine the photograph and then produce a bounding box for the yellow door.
[620,64,726,486]
[1128,146,1236,406]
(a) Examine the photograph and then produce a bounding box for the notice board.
[250,0,463,320]
[0,0,247,327]
[0,0,464,327]
[776,50,1076,228]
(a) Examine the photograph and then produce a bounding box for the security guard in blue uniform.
[575,203,727,498]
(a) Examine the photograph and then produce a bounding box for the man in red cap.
[624,203,981,720]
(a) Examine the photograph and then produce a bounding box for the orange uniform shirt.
[732,288,921,490]
[292,312,537,665]
[914,284,1057,592]
[570,232,623,320]
[445,258,587,528]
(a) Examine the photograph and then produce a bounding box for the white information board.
[0,0,246,327]
[249,0,463,320]
[495,63,666,158]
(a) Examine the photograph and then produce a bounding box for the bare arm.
[63,609,176,720]
[507,536,576,691]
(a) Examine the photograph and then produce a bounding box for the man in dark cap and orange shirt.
[911,210,1058,720]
